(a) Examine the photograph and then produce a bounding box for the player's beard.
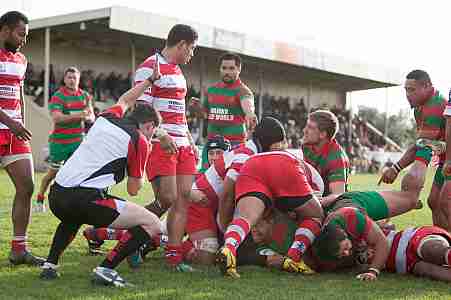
[4,40,18,53]
[222,75,235,84]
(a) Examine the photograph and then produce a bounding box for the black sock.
[100,225,151,269]
[47,222,81,265]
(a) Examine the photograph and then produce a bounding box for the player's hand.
[192,144,200,163]
[356,272,378,281]
[378,167,398,185]
[190,97,201,106]
[245,112,257,132]
[158,134,177,154]
[443,160,451,177]
[148,55,162,83]
[190,190,209,206]
[282,257,316,274]
[9,120,32,141]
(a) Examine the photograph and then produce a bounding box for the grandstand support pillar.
[44,27,51,109]
[130,41,136,75]
[258,69,263,119]
[199,54,205,141]
[307,80,312,112]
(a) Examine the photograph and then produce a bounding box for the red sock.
[181,240,195,258]
[84,227,127,241]
[223,217,251,257]
[11,236,27,253]
[287,218,321,262]
[165,244,183,266]
[37,194,45,203]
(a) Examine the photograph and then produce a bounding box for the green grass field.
[0,169,450,300]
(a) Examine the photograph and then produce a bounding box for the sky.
[3,0,451,116]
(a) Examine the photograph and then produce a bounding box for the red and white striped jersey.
[134,53,188,146]
[0,49,27,130]
[385,226,451,274]
[193,140,259,205]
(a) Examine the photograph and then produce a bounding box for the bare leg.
[187,229,218,265]
[5,159,34,237]
[167,175,193,245]
[412,261,451,283]
[378,190,418,217]
[439,181,451,231]
[38,168,58,198]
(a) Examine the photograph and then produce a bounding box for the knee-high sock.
[287,218,321,262]
[100,226,159,269]
[223,217,251,257]
[47,222,81,265]
[83,227,127,241]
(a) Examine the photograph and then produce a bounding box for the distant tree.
[357,106,416,148]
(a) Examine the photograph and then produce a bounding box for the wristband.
[392,162,402,173]
[367,267,380,277]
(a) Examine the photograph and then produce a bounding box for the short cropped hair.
[220,52,242,68]
[166,24,198,47]
[128,103,162,126]
[308,110,339,139]
[406,70,431,85]
[63,66,80,77]
[0,11,28,30]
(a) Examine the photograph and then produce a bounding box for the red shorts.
[0,130,31,164]
[146,142,197,181]
[186,202,218,234]
[235,152,313,210]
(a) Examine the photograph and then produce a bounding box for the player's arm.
[0,84,32,141]
[356,220,389,281]
[379,144,416,184]
[218,176,236,231]
[126,135,150,196]
[116,78,156,113]
[239,84,257,130]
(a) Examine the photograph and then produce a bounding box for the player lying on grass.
[39,70,163,287]
[313,188,421,282]
[364,225,451,283]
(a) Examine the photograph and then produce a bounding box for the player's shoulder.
[238,82,253,96]
[137,55,157,69]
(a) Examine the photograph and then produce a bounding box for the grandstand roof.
[29,6,402,90]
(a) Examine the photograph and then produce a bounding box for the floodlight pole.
[384,87,389,138]
[44,27,51,109]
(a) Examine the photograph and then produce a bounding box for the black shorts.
[48,183,126,227]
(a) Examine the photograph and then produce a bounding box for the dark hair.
[253,116,286,152]
[220,52,242,68]
[128,103,161,126]
[0,11,28,29]
[206,135,232,152]
[406,69,431,84]
[166,24,198,47]
[312,223,348,260]
[308,110,339,139]
[63,66,80,76]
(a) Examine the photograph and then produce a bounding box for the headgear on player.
[252,116,286,152]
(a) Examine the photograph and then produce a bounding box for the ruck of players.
[2,9,451,290]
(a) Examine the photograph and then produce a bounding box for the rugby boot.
[216,247,240,278]
[9,250,45,266]
[282,257,316,274]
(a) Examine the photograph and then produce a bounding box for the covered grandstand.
[23,6,403,170]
